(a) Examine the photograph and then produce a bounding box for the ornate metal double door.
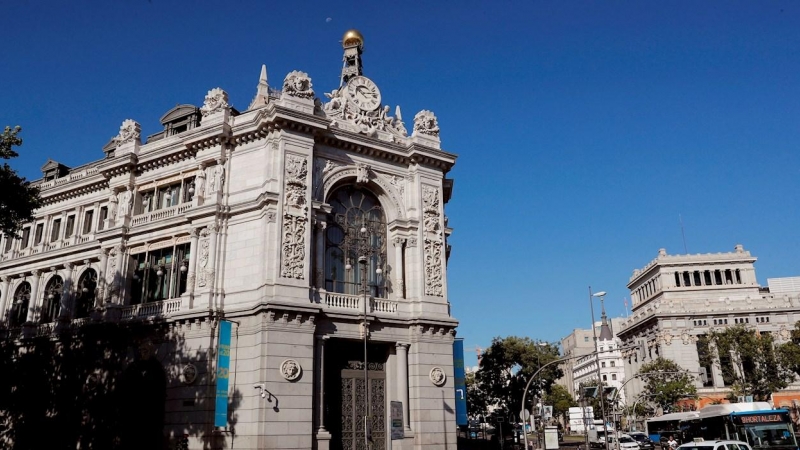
[340,363,386,450]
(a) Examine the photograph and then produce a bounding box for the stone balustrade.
[324,292,398,314]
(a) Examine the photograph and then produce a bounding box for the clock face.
[346,76,381,111]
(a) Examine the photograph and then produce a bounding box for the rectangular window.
[65,215,75,238]
[50,218,62,242]
[601,362,606,368]
[584,336,589,342]
[3,235,11,252]
[83,210,94,234]
[21,227,30,248]
[34,223,44,245]
[602,374,607,381]
[97,207,108,231]
[612,374,617,381]
[610,361,615,367]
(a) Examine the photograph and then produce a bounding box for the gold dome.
[342,29,364,48]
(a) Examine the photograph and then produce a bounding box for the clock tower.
[340,29,364,85]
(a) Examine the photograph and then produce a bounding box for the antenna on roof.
[679,214,688,254]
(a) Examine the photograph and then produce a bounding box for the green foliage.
[466,371,490,418]
[776,321,800,378]
[474,336,563,418]
[0,126,41,237]
[0,321,240,449]
[637,357,697,411]
[708,325,795,401]
[544,383,577,424]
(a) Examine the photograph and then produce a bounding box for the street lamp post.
[520,346,629,450]
[589,288,610,450]
[343,214,383,450]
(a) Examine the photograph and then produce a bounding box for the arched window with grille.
[9,282,31,327]
[41,275,63,323]
[75,269,98,319]
[325,186,387,298]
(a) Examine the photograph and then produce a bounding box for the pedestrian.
[667,435,678,450]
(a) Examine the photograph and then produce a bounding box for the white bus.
[680,402,798,450]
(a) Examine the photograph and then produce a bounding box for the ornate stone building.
[0,30,458,450]
[618,245,800,410]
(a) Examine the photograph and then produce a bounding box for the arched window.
[9,282,31,327]
[41,275,64,323]
[325,186,387,298]
[75,269,98,318]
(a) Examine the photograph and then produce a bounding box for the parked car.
[607,434,641,450]
[676,440,753,450]
[628,432,656,450]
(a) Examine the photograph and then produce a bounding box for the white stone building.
[560,316,625,400]
[617,245,800,410]
[570,313,627,407]
[0,30,459,450]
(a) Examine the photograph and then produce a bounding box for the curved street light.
[520,346,631,450]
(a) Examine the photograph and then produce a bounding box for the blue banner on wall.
[214,320,232,427]
[453,338,468,426]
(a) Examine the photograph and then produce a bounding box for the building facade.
[617,245,800,411]
[570,314,626,407]
[0,30,459,450]
[560,316,625,401]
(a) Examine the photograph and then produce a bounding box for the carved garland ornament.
[282,71,315,99]
[422,186,444,296]
[200,87,230,117]
[280,155,308,279]
[280,359,302,381]
[429,367,446,386]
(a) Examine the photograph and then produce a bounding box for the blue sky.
[2,2,799,368]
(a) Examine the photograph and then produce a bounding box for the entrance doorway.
[325,339,388,450]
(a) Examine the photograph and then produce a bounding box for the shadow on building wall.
[0,318,240,449]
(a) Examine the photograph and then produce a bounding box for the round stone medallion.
[280,359,302,381]
[429,367,446,386]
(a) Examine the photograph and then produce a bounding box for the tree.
[544,383,577,425]
[0,126,41,237]
[637,357,697,412]
[777,321,800,378]
[466,371,490,419]
[709,325,796,400]
[475,336,563,418]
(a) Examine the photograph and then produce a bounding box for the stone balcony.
[324,292,398,315]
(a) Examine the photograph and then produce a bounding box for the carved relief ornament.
[114,119,141,145]
[200,87,230,117]
[280,155,308,279]
[282,71,314,99]
[413,110,440,137]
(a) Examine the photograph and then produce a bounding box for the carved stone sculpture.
[114,119,141,145]
[281,155,308,279]
[200,87,230,117]
[413,110,440,137]
[429,367,446,386]
[282,71,314,99]
[280,359,302,381]
[356,162,370,184]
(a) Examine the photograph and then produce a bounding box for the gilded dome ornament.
[342,29,364,48]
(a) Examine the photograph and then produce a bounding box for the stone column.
[316,336,328,432]
[314,219,326,289]
[207,224,219,309]
[396,343,411,430]
[97,248,109,302]
[187,227,199,295]
[393,238,405,298]
[26,270,42,323]
[60,262,75,318]
[0,276,10,323]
